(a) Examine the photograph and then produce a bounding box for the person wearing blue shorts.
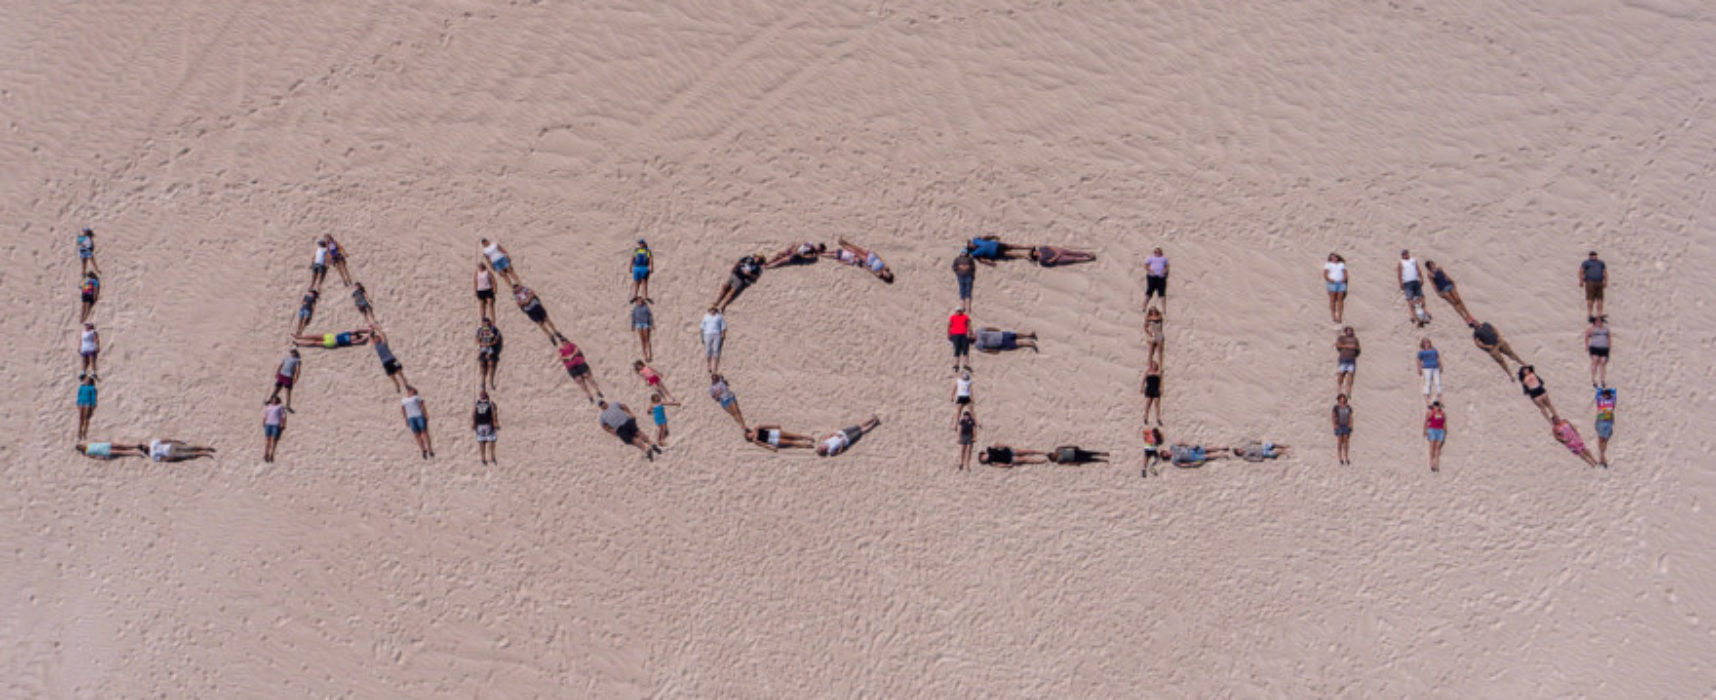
[263,397,287,463]
[1335,327,1360,395]
[1323,252,1348,322]
[480,238,520,286]
[708,373,746,429]
[400,386,433,459]
[1424,401,1447,472]
[1594,386,1616,468]
[77,227,100,275]
[76,373,98,441]
[630,239,653,301]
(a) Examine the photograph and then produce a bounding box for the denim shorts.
[407,416,427,434]
[1426,428,1445,442]
[1326,281,1347,293]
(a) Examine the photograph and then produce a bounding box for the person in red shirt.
[948,307,972,372]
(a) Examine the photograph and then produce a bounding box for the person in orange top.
[947,306,973,373]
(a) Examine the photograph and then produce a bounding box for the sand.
[4,0,1716,696]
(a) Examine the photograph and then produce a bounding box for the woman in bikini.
[1518,365,1557,423]
[1028,246,1097,267]
[1141,360,1164,426]
[553,333,602,403]
[1552,417,1601,467]
[746,424,818,451]
[632,360,676,402]
[829,237,895,282]
[1144,306,1165,367]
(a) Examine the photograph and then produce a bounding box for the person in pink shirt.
[948,306,972,372]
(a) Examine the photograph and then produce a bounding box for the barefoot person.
[1028,245,1097,267]
[956,407,978,470]
[1594,386,1616,468]
[293,289,319,335]
[476,318,501,390]
[512,283,559,341]
[262,396,286,463]
[817,415,881,457]
[371,326,407,393]
[79,271,101,323]
[1332,394,1353,465]
[708,373,746,429]
[1417,338,1442,402]
[747,424,819,452]
[1143,248,1169,312]
[351,282,376,325]
[952,369,973,423]
[831,238,895,282]
[75,373,97,441]
[764,241,824,269]
[975,327,1038,353]
[599,399,660,459]
[309,239,330,291]
[977,443,1049,467]
[1398,249,1426,325]
[1141,360,1164,426]
[1141,427,1165,477]
[1581,250,1607,319]
[473,391,498,465]
[714,255,764,310]
[1335,326,1360,395]
[1424,261,1473,324]
[1144,306,1165,367]
[1048,445,1110,464]
[1323,253,1348,323]
[1167,443,1231,468]
[400,386,433,459]
[1584,315,1611,387]
[1470,320,1524,378]
[631,297,655,362]
[78,322,100,377]
[1233,442,1290,462]
[77,227,100,276]
[293,329,372,348]
[148,439,217,462]
[648,393,680,448]
[629,239,654,300]
[967,236,1032,265]
[76,441,147,460]
[632,360,676,402]
[1518,365,1557,422]
[554,334,603,403]
[323,234,352,287]
[1553,417,1601,468]
[700,308,726,373]
[481,238,521,286]
[948,306,972,372]
[1425,401,1446,472]
[474,263,496,319]
[268,349,302,410]
[952,248,976,309]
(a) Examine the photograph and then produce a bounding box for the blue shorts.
[80,249,93,260]
[1595,419,1613,440]
[957,275,973,299]
[1338,359,1356,373]
[970,239,1001,259]
[407,416,427,434]
[492,256,511,272]
[77,393,97,408]
[718,394,736,409]
[632,266,650,282]
[1426,428,1445,443]
[264,424,282,438]
[1326,281,1347,293]
[1403,280,1424,300]
[1334,426,1351,437]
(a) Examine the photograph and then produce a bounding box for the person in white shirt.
[700,308,727,373]
[817,415,881,457]
[148,439,216,462]
[474,263,496,319]
[79,322,100,376]
[1322,253,1348,323]
[480,238,521,286]
[401,386,434,459]
[310,239,330,291]
[1398,249,1425,323]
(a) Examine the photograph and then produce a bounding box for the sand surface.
[5,0,1716,696]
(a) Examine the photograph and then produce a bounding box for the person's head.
[1337,393,1348,405]
[953,306,965,316]
[1420,338,1432,349]
[597,399,609,409]
[81,372,92,385]
[633,360,646,371]
[1595,315,1607,326]
[879,269,895,284]
[82,227,93,237]
[632,296,645,305]
[307,289,318,300]
[1328,252,1339,262]
[961,369,971,382]
[977,450,992,464]
[650,392,662,404]
[1430,400,1442,411]
[481,317,492,327]
[1153,247,1163,256]
[816,243,827,253]
[268,395,279,405]
[477,262,487,272]
[1467,319,1479,329]
[1589,250,1599,259]
[478,389,488,401]
[83,321,94,331]
[480,237,491,246]
[960,407,972,420]
[354,282,364,292]
[289,348,300,358]
[405,385,417,396]
[1342,326,1355,336]
[1400,249,1410,259]
[707,307,719,316]
[316,239,325,248]
[963,243,976,254]
[1028,248,1040,261]
[1147,306,1161,319]
[1148,359,1160,372]
[555,332,568,345]
[87,271,99,280]
[637,238,648,248]
[1424,259,1438,271]
[710,372,723,384]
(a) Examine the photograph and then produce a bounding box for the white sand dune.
[4,0,1715,696]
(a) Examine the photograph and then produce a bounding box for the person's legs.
[639,329,653,362]
[1597,355,1608,387]
[1498,340,1524,366]
[1429,439,1441,472]
[1484,346,1511,376]
[1328,290,1339,321]
[1589,353,1600,386]
[724,402,746,428]
[1534,395,1556,422]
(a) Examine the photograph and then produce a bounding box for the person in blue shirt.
[77,227,100,276]
[76,373,98,441]
[630,239,653,302]
[1417,338,1442,402]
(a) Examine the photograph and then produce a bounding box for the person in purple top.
[1143,248,1169,313]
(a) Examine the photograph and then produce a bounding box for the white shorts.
[475,425,497,443]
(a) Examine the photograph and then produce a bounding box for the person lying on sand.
[599,399,660,460]
[714,255,765,310]
[1167,443,1231,468]
[764,241,825,268]
[977,444,1048,467]
[76,441,148,460]
[1233,441,1290,462]
[829,237,894,282]
[1518,365,1557,423]
[1553,417,1601,468]
[293,329,372,348]
[708,373,746,430]
[817,415,881,457]
[147,439,217,462]
[967,236,1032,264]
[975,327,1038,353]
[1047,445,1109,464]
[1028,246,1096,267]
[747,424,818,451]
[1470,320,1524,378]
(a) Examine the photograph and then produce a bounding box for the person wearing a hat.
[948,306,973,372]
[630,239,653,301]
[1580,250,1607,320]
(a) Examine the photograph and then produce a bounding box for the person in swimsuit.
[1143,248,1169,313]
[351,283,376,325]
[1144,306,1165,367]
[1334,326,1360,396]
[952,249,976,309]
[511,283,560,341]
[948,306,973,372]
[1332,393,1353,465]
[77,227,100,276]
[1423,261,1473,324]
[268,349,302,411]
[1398,249,1426,325]
[263,396,287,463]
[474,263,496,319]
[148,439,217,462]
[708,373,746,430]
[630,239,654,301]
[648,392,681,448]
[309,239,330,291]
[599,400,661,459]
[481,238,521,286]
[323,234,352,287]
[400,386,433,459]
[1233,442,1290,462]
[1424,401,1446,473]
[1469,320,1524,378]
[952,369,973,423]
[1594,386,1616,469]
[79,271,101,323]
[476,318,502,391]
[76,373,97,441]
[714,255,764,310]
[977,444,1048,467]
[632,360,676,402]
[472,390,499,465]
[747,424,818,452]
[1167,443,1230,468]
[1141,360,1164,426]
[78,322,101,377]
[828,237,894,283]
[1417,338,1442,402]
[293,329,372,348]
[1048,445,1110,464]
[368,326,407,392]
[764,241,825,269]
[1323,253,1348,323]
[816,414,881,457]
[967,236,1031,264]
[1141,426,1165,477]
[1581,250,1607,320]
[631,296,654,363]
[293,289,319,335]
[975,327,1039,353]
[1584,315,1611,387]
[1552,417,1601,468]
[1518,365,1557,423]
[553,333,603,403]
[701,308,726,373]
[1028,246,1097,268]
[956,407,978,470]
[77,441,148,459]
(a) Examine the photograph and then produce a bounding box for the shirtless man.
[1335,326,1360,395]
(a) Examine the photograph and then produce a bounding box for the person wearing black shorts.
[1142,360,1164,425]
[1143,248,1169,312]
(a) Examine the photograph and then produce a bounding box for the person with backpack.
[630,239,653,301]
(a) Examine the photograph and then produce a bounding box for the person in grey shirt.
[631,297,654,362]
[1580,250,1607,320]
[599,400,659,459]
